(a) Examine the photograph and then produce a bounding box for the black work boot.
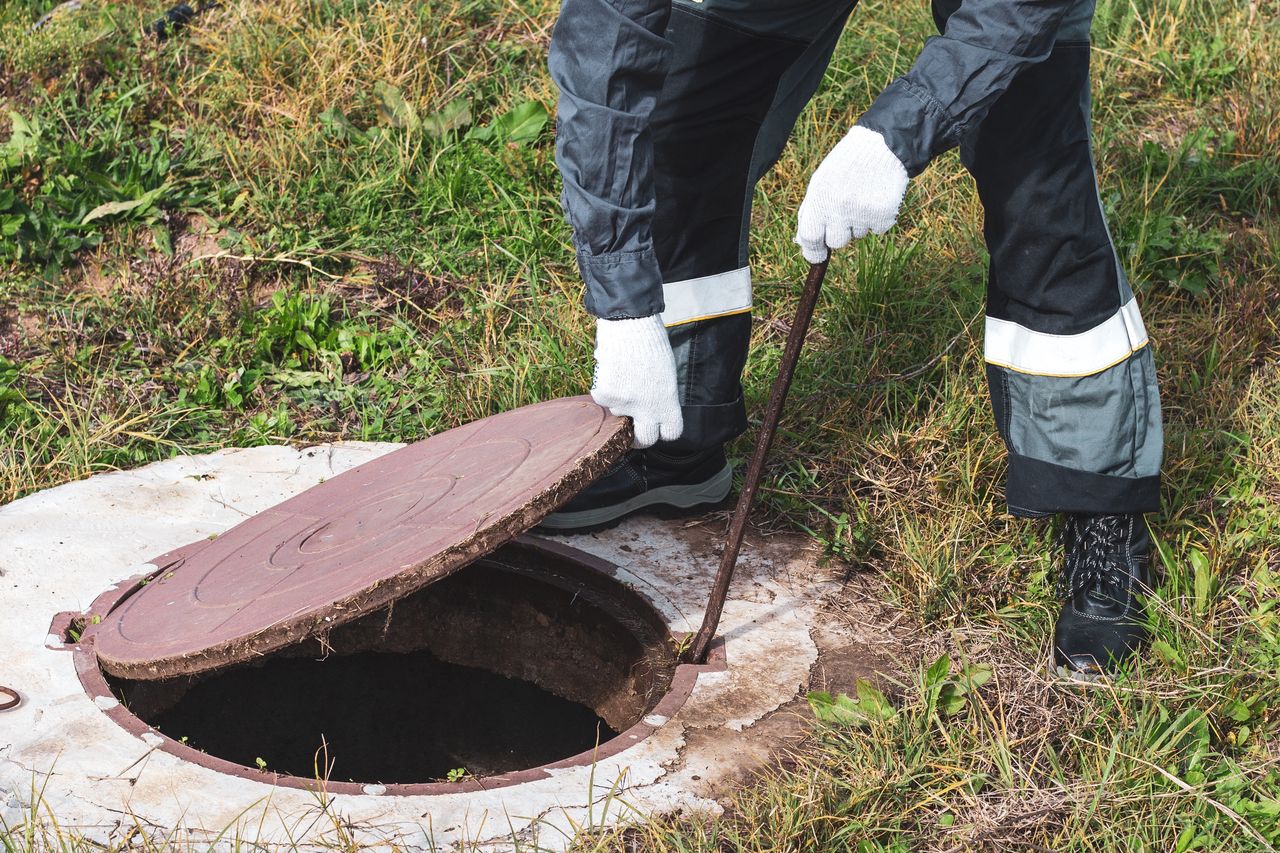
[537,446,732,533]
[1053,512,1153,679]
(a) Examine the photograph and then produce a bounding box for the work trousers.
[648,0,1162,515]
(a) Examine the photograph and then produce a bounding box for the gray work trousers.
[637,0,1162,515]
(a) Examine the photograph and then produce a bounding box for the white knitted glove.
[795,126,909,264]
[591,315,684,448]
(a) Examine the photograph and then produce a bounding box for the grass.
[2,0,1279,848]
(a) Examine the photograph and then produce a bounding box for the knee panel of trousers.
[982,196,1125,336]
[967,45,1092,164]
[969,43,1122,336]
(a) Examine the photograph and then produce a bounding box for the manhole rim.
[62,536,727,797]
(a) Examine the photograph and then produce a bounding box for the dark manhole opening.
[103,540,678,785]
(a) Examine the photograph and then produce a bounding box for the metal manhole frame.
[51,536,726,797]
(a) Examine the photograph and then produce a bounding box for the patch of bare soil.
[335,257,465,331]
[172,215,228,261]
[674,531,1092,848]
[672,535,914,800]
[67,214,254,304]
[1133,105,1200,149]
[0,306,43,360]
[0,307,19,358]
[691,619,913,802]
[78,256,117,297]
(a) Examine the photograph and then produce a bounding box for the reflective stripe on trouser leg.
[647,0,854,456]
[659,268,753,328]
[956,0,1163,515]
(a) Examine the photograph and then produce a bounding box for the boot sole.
[1052,662,1109,684]
[536,463,734,535]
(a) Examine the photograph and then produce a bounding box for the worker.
[540,0,1163,679]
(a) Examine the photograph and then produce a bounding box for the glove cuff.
[595,315,670,360]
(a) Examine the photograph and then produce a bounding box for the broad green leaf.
[1175,826,1206,852]
[422,99,472,138]
[1151,639,1184,667]
[1188,547,1216,615]
[150,222,172,257]
[2,111,40,157]
[962,662,994,689]
[266,367,328,389]
[80,185,166,225]
[1225,698,1253,722]
[373,82,420,130]
[854,679,896,723]
[1238,796,1280,819]
[808,686,895,728]
[468,99,548,146]
[318,106,364,140]
[938,684,966,716]
[924,654,951,689]
[497,99,548,144]
[806,690,865,727]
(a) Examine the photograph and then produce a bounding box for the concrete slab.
[0,442,840,850]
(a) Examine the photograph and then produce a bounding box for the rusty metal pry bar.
[685,259,829,665]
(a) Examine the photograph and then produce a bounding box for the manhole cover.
[92,397,630,680]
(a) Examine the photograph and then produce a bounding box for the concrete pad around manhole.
[0,442,887,850]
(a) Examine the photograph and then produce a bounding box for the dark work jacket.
[549,0,1090,319]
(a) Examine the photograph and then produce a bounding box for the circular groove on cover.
[93,397,631,680]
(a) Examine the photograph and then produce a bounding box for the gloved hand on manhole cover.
[590,315,683,449]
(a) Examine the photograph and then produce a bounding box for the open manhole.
[67,538,691,791]
[52,398,713,794]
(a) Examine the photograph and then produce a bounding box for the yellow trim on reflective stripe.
[985,338,1150,378]
[984,298,1149,376]
[663,306,752,328]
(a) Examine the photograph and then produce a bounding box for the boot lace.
[1057,513,1131,600]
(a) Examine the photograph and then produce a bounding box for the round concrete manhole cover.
[91,396,630,680]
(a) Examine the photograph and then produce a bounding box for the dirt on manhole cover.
[91,397,631,681]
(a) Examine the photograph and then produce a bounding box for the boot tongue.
[1078,554,1127,614]
[1070,515,1129,611]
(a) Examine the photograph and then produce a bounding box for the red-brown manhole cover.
[92,397,630,681]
